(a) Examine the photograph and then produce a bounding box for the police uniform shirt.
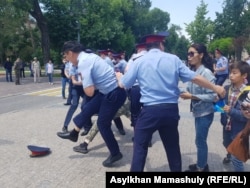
[70,66,78,80]
[104,56,114,68]
[120,48,197,106]
[215,56,228,75]
[65,62,73,77]
[126,50,148,87]
[114,59,127,74]
[77,52,118,95]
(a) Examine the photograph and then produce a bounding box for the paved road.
[0,75,249,188]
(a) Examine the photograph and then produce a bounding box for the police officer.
[126,42,153,146]
[116,32,226,172]
[57,41,127,167]
[98,49,114,68]
[214,48,229,86]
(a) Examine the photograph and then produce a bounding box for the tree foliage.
[185,0,214,44]
[3,0,250,66]
[213,0,249,60]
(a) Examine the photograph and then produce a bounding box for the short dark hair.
[230,61,250,85]
[62,41,85,53]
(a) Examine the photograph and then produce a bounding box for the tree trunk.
[29,0,50,67]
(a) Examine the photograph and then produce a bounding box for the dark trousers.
[113,117,124,130]
[127,85,142,127]
[215,74,228,86]
[130,104,181,172]
[5,69,13,82]
[73,87,127,156]
[20,68,25,78]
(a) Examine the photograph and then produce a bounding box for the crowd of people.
[55,32,250,172]
[2,56,56,85]
[2,31,250,172]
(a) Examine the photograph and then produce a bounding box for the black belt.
[132,85,139,88]
[143,103,177,107]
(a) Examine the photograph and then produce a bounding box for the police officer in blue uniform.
[58,41,127,167]
[116,32,226,172]
[214,48,229,86]
[126,42,153,146]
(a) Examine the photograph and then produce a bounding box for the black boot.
[57,129,79,142]
[73,142,89,154]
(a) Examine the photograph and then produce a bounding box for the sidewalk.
[0,76,250,188]
[0,74,62,98]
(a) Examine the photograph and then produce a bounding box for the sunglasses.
[187,51,198,57]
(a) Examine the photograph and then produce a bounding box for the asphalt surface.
[0,74,249,188]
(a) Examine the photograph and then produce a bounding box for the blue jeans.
[231,155,244,171]
[48,73,53,83]
[195,113,214,169]
[66,80,73,104]
[63,87,84,128]
[61,77,69,98]
[5,69,13,82]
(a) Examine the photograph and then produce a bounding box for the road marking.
[24,87,68,97]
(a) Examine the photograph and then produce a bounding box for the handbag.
[227,121,250,162]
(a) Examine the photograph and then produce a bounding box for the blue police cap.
[27,145,51,157]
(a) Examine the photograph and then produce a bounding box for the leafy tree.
[43,0,78,64]
[185,0,214,44]
[12,0,50,66]
[0,0,39,64]
[208,37,234,57]
[213,0,249,60]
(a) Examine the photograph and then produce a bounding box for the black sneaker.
[73,143,89,154]
[102,152,123,167]
[186,164,209,172]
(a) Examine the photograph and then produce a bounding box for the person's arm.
[71,75,82,86]
[84,85,96,97]
[64,67,70,79]
[116,72,125,88]
[192,74,225,98]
